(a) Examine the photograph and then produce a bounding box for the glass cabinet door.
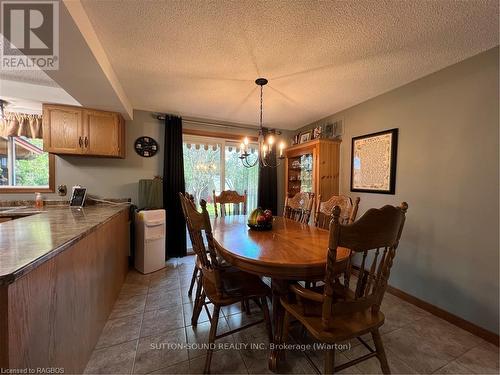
[287,153,313,197]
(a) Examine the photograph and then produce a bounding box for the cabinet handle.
[84,136,89,148]
[78,136,83,148]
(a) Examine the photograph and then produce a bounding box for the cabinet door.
[318,142,340,198]
[43,105,84,154]
[83,110,124,157]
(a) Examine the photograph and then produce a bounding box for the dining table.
[211,215,350,372]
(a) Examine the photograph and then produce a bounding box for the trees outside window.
[183,135,259,216]
[0,136,50,188]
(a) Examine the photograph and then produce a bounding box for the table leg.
[268,278,289,373]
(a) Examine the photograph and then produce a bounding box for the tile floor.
[84,255,499,374]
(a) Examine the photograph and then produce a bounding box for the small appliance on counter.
[134,209,166,274]
[69,185,87,207]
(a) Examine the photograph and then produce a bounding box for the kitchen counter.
[0,204,130,285]
[0,203,131,371]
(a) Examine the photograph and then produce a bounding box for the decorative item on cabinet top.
[42,104,126,158]
[291,119,343,145]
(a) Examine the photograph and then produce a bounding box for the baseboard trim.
[387,285,499,347]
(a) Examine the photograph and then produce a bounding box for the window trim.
[183,128,258,142]
[0,153,55,193]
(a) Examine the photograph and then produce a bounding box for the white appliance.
[135,209,166,274]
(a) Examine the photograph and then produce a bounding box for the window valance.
[0,113,43,139]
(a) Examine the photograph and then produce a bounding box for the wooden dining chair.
[213,190,247,217]
[284,192,316,224]
[179,193,272,374]
[182,193,251,320]
[314,195,360,229]
[280,202,409,374]
[184,193,202,297]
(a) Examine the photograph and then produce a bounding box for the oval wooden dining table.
[211,215,350,372]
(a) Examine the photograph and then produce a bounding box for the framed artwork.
[299,131,312,143]
[324,123,333,138]
[350,128,398,194]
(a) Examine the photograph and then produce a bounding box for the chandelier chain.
[260,84,263,130]
[239,77,284,169]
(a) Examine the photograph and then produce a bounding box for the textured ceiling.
[81,0,498,130]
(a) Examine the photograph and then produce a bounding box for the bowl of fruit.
[247,208,273,231]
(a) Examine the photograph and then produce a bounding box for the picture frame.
[350,128,398,194]
[299,131,312,143]
[312,125,322,139]
[324,123,333,138]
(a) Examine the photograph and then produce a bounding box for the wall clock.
[134,136,158,157]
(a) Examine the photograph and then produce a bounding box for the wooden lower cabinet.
[0,210,130,372]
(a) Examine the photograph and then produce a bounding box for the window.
[0,136,54,192]
[183,134,259,215]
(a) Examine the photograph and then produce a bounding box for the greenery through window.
[0,136,50,187]
[183,135,259,216]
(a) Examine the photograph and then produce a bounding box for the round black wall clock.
[134,136,158,157]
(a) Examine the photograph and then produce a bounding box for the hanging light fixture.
[239,78,285,168]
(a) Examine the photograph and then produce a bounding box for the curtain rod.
[154,114,258,131]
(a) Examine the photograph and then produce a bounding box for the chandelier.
[239,78,285,168]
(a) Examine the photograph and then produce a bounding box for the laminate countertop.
[0,204,130,285]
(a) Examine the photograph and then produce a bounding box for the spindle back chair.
[179,193,272,374]
[213,190,247,217]
[280,202,409,374]
[283,192,315,224]
[314,195,360,229]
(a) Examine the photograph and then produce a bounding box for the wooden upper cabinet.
[42,104,125,158]
[43,105,84,154]
[83,110,125,157]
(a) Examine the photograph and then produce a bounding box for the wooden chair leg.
[324,348,335,374]
[282,311,290,344]
[252,297,262,309]
[188,266,198,296]
[242,299,251,315]
[204,304,221,374]
[261,296,273,343]
[191,288,205,326]
[371,329,391,374]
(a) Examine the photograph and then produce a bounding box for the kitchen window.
[0,136,55,193]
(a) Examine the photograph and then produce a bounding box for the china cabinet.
[284,138,341,200]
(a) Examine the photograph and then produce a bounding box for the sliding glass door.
[183,138,221,216]
[223,142,258,211]
[183,134,259,214]
[183,134,259,250]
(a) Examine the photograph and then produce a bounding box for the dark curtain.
[163,115,187,258]
[257,151,278,214]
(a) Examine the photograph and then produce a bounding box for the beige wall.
[1,110,289,214]
[297,47,499,333]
